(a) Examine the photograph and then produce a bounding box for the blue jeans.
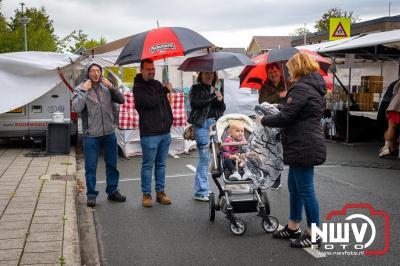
[288,166,320,227]
[83,133,119,199]
[194,118,215,197]
[140,133,171,194]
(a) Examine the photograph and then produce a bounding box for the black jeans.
[224,158,237,172]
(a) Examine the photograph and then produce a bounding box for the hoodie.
[133,73,173,137]
[262,72,327,166]
[72,63,125,137]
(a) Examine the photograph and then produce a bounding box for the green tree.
[83,36,107,49]
[292,27,311,36]
[57,30,107,53]
[0,0,12,52]
[314,8,360,32]
[6,6,58,52]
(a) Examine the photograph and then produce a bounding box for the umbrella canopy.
[178,52,254,72]
[240,48,332,89]
[116,27,213,66]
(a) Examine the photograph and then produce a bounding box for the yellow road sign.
[329,18,350,40]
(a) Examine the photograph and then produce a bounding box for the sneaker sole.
[193,197,209,202]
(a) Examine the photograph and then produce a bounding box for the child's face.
[230,126,244,141]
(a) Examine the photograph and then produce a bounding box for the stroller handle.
[220,141,248,147]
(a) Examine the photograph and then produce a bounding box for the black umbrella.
[178,52,254,72]
[115,27,213,66]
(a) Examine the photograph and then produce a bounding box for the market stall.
[115,90,195,157]
[298,29,400,142]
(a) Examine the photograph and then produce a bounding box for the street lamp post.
[17,2,30,51]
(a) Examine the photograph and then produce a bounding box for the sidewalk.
[0,148,80,265]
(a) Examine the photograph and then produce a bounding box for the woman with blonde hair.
[260,53,327,248]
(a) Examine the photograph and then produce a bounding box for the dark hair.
[86,63,102,78]
[140,58,154,69]
[265,62,280,72]
[197,72,218,86]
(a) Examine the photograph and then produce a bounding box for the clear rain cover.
[242,102,284,188]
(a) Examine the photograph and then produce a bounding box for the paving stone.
[20,252,61,264]
[27,232,63,242]
[0,199,9,208]
[11,192,39,198]
[0,194,11,200]
[24,241,62,253]
[0,249,21,261]
[30,223,63,233]
[0,221,30,230]
[0,229,27,240]
[0,238,25,250]
[0,190,14,195]
[36,198,64,204]
[36,203,64,210]
[9,196,37,203]
[7,203,36,211]
[34,209,64,217]
[0,214,32,222]
[0,181,19,186]
[4,208,34,215]
[0,176,22,181]
[32,216,63,224]
[0,260,18,266]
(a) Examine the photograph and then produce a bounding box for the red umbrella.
[240,48,332,89]
[116,27,213,66]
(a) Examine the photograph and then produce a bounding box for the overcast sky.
[1,0,399,48]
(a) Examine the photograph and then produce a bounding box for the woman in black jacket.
[261,53,327,248]
[188,72,225,201]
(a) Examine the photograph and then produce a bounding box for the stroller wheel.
[230,218,247,236]
[209,193,215,222]
[262,215,279,233]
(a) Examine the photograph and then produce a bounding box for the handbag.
[183,124,196,141]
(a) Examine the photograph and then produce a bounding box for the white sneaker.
[193,195,209,202]
[229,171,242,181]
[378,146,390,157]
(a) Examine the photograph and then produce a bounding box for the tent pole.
[346,66,351,143]
[281,62,287,91]
[331,68,335,141]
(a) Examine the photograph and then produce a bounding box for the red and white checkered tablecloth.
[118,92,187,129]
[170,92,187,127]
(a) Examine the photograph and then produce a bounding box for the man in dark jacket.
[72,63,126,207]
[133,58,173,207]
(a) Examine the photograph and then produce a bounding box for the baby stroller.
[208,104,283,236]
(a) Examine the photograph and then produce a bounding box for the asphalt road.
[92,142,400,266]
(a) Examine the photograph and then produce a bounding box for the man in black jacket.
[133,58,173,207]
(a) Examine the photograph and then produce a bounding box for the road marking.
[304,247,326,258]
[276,224,325,258]
[186,164,197,173]
[172,154,180,159]
[96,173,194,184]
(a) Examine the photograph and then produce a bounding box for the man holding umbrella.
[133,58,173,207]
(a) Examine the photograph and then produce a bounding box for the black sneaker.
[270,175,281,190]
[107,191,126,202]
[272,224,301,239]
[290,231,322,248]
[87,198,96,208]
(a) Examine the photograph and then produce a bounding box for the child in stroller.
[208,103,283,235]
[222,120,248,181]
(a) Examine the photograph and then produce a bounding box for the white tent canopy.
[0,52,81,114]
[297,29,400,53]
